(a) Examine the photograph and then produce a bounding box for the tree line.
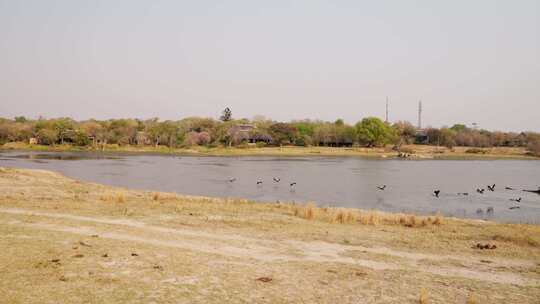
[1,112,539,155]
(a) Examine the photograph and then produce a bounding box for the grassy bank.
[1,141,537,160]
[0,167,539,303]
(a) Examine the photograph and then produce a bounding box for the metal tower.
[385,97,389,123]
[418,101,422,129]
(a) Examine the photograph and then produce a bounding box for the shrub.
[466,148,487,154]
[527,139,540,157]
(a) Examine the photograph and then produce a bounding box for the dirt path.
[1,207,537,287]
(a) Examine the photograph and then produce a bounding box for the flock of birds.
[227,177,539,214]
[376,183,540,212]
[229,177,297,188]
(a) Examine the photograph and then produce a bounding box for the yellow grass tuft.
[419,289,429,304]
[466,294,477,304]
[290,203,445,228]
[305,204,315,220]
[116,192,125,203]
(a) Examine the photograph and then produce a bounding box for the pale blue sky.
[0,0,538,131]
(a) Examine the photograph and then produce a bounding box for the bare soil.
[0,167,539,303]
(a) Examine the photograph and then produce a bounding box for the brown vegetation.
[0,168,539,303]
[1,116,538,154]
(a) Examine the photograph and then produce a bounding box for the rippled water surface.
[1,151,539,224]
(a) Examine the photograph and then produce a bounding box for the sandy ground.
[0,167,539,303]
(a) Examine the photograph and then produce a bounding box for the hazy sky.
[1,0,538,131]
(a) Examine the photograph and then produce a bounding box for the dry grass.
[116,192,125,203]
[419,289,429,304]
[291,203,444,229]
[1,168,540,303]
[3,142,536,160]
[152,192,160,201]
[466,294,477,304]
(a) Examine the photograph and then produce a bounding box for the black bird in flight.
[509,197,522,203]
[256,180,263,185]
[290,182,297,187]
[273,177,281,183]
[377,185,387,191]
[476,188,485,194]
[523,187,540,195]
[487,184,496,192]
[229,178,236,183]
[433,190,441,198]
[458,192,469,196]
[509,206,520,210]
[505,186,515,190]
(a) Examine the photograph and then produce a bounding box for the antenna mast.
[418,100,422,129]
[385,97,389,123]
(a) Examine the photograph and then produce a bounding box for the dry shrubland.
[291,203,443,228]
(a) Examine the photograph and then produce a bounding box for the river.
[1,151,539,224]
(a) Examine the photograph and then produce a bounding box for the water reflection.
[1,151,539,224]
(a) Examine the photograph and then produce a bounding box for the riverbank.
[0,167,539,303]
[1,142,537,160]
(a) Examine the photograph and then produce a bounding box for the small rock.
[153,265,163,271]
[91,235,99,238]
[101,254,108,258]
[72,246,79,250]
[131,253,139,257]
[79,241,92,247]
[256,277,272,283]
[73,254,84,258]
[59,276,68,282]
[51,259,60,263]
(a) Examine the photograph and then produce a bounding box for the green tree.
[393,121,417,145]
[53,118,75,145]
[450,124,468,132]
[269,123,298,146]
[14,116,27,123]
[37,128,58,145]
[355,117,395,147]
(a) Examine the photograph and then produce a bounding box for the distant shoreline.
[1,142,537,160]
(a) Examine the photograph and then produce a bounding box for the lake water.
[1,151,539,224]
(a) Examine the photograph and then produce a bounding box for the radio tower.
[385,97,389,123]
[417,101,422,129]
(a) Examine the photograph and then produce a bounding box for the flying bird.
[509,206,520,210]
[273,177,281,183]
[290,182,297,187]
[476,188,485,194]
[523,187,540,194]
[458,192,469,196]
[509,197,522,203]
[228,178,236,183]
[487,184,496,192]
[377,185,387,191]
[505,186,515,190]
[433,190,441,198]
[256,180,263,185]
